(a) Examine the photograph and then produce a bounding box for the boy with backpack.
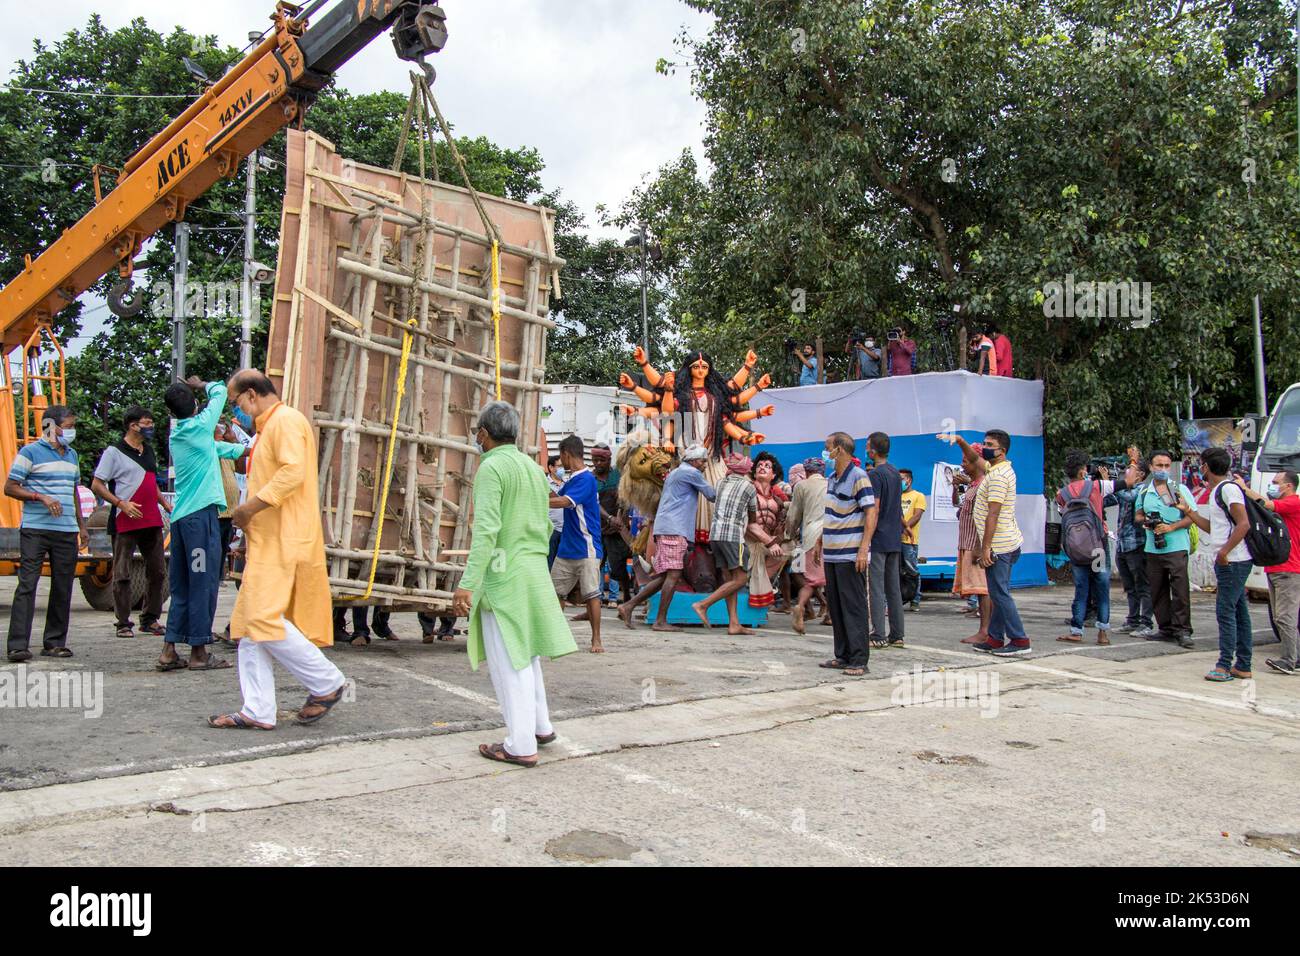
[1056,450,1115,646]
[1183,448,1256,680]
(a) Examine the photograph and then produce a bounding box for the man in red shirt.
[886,325,917,375]
[1240,470,1300,674]
[91,406,173,638]
[988,322,1014,378]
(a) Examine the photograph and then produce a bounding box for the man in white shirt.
[1183,447,1254,681]
[545,455,565,569]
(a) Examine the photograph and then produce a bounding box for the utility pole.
[172,221,190,382]
[1253,293,1267,415]
[638,222,649,363]
[240,150,257,368]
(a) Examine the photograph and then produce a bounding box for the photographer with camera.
[845,332,882,380]
[886,324,917,376]
[792,341,819,386]
[1134,450,1196,648]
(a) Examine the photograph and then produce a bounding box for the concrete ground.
[1,576,1297,866]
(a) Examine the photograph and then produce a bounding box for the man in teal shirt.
[159,375,246,671]
[1134,450,1196,649]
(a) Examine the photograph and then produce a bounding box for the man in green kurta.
[453,401,578,767]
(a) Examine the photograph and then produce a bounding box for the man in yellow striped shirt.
[971,429,1030,656]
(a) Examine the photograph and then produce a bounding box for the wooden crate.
[266,129,561,609]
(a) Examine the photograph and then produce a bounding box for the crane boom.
[0,0,447,528]
[0,0,447,352]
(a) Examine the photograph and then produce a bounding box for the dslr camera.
[1140,513,1170,550]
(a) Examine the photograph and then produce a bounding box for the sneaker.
[905,604,918,612]
[971,639,1005,654]
[1112,623,1134,634]
[991,639,1032,657]
[1265,659,1296,675]
[1177,635,1195,649]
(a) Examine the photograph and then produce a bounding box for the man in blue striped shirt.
[819,431,874,675]
[5,405,89,661]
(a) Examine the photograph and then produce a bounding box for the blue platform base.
[645,587,770,627]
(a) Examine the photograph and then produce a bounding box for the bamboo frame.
[267,129,560,610]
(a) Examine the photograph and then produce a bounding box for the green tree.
[630,0,1300,479]
[1,16,606,477]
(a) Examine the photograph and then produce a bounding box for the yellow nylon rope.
[350,318,418,602]
[491,239,502,400]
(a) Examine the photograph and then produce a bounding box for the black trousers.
[1146,549,1192,638]
[332,606,390,636]
[603,533,632,598]
[825,560,870,668]
[217,517,234,580]
[7,528,79,654]
[112,526,166,629]
[1115,548,1153,628]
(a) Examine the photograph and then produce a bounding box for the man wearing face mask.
[91,406,172,639]
[159,375,246,672]
[211,370,345,729]
[846,334,881,380]
[1134,450,1196,649]
[545,455,565,569]
[1235,470,1300,675]
[971,429,1031,656]
[819,431,874,676]
[5,406,89,661]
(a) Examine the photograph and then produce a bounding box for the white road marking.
[19,725,441,788]
[728,625,1299,720]
[345,656,499,709]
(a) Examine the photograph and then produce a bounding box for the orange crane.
[0,0,448,598]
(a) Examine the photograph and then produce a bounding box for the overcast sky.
[0,0,712,350]
[1,0,711,233]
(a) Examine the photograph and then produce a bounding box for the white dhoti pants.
[238,617,346,726]
[481,610,553,758]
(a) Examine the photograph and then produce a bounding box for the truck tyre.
[78,569,115,612]
[78,558,158,614]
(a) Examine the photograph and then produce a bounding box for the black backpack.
[1060,478,1106,566]
[1214,483,1291,567]
[900,548,920,603]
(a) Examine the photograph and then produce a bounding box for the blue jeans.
[986,548,1027,642]
[1069,553,1111,635]
[1214,560,1254,672]
[902,543,920,606]
[547,530,561,570]
[165,505,221,646]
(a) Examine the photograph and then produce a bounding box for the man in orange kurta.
[207,370,346,730]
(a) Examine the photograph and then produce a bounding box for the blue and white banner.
[759,371,1047,587]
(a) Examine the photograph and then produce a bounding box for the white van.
[1247,381,1300,631]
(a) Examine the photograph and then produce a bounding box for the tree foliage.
[0,15,645,477]
[627,0,1300,479]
